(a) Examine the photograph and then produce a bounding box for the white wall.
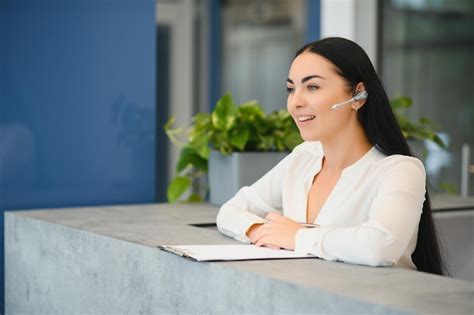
[321,0,378,69]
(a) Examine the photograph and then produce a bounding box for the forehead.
[288,52,336,80]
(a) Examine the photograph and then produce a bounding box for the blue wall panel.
[306,0,321,42]
[0,0,156,310]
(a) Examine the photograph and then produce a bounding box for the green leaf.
[389,96,446,150]
[257,135,274,151]
[164,116,186,147]
[211,93,238,131]
[439,182,458,194]
[164,116,175,130]
[390,96,412,110]
[239,99,259,108]
[283,131,303,150]
[176,146,208,173]
[274,137,285,151]
[238,101,265,121]
[167,176,191,203]
[193,112,211,125]
[219,143,233,155]
[229,126,250,151]
[432,134,447,149]
[187,193,203,202]
[419,117,432,125]
[189,131,211,159]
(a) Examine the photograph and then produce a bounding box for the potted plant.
[165,94,446,204]
[164,93,302,204]
[390,96,453,193]
[390,96,446,155]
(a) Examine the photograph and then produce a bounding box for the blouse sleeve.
[294,157,426,267]
[216,151,295,244]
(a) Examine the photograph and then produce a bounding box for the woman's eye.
[286,87,294,94]
[307,85,319,91]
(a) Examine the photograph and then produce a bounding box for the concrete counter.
[5,203,474,314]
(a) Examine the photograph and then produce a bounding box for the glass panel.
[380,0,474,196]
[220,0,306,113]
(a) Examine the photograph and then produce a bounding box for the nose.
[288,89,307,111]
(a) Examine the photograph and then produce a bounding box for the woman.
[216,37,445,275]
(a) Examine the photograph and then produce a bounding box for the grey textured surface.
[431,194,474,211]
[433,210,474,281]
[5,203,474,314]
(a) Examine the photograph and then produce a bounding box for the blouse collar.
[340,146,384,177]
[316,144,386,178]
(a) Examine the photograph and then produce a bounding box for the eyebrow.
[286,75,325,84]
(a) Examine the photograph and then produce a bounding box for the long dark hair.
[295,37,447,275]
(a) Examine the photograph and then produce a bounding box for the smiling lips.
[297,115,316,122]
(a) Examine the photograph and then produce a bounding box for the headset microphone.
[331,90,368,110]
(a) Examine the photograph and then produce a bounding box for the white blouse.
[216,141,426,270]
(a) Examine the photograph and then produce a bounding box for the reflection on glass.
[381,0,474,196]
[221,0,306,113]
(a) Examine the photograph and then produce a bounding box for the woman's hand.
[252,212,305,250]
[246,223,263,240]
[246,223,281,250]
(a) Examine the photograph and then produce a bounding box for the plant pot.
[208,150,288,205]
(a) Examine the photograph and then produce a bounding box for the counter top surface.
[431,193,474,211]
[8,203,474,314]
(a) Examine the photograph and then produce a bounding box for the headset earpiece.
[331,90,368,110]
[353,90,368,101]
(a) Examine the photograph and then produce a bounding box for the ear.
[352,82,367,111]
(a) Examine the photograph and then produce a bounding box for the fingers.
[253,223,271,242]
[255,236,280,250]
[246,223,264,241]
[255,235,270,247]
[265,244,281,250]
[253,218,293,250]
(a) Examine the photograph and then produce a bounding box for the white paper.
[160,244,315,261]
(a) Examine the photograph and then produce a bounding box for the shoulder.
[372,153,427,192]
[375,154,426,177]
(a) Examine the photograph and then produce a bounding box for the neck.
[320,121,373,173]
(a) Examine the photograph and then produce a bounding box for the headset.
[331,90,368,110]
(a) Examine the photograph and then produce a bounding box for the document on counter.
[158,244,315,262]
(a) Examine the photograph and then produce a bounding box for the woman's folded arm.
[216,152,295,243]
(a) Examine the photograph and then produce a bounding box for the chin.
[300,131,321,142]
